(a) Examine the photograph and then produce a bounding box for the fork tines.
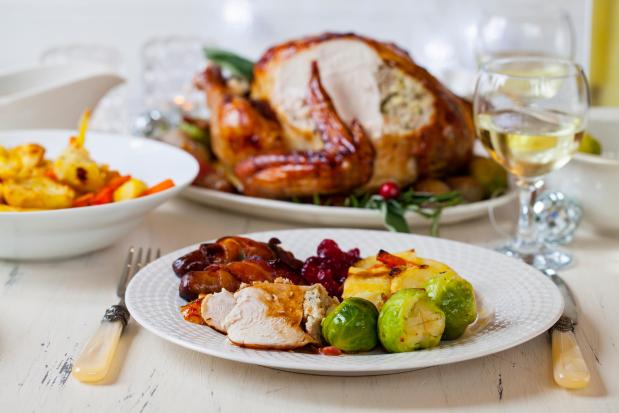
[116,246,160,298]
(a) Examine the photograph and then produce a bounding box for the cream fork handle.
[72,320,124,383]
[552,328,591,389]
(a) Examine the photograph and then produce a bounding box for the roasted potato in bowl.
[2,177,75,209]
[0,129,198,259]
[0,143,46,180]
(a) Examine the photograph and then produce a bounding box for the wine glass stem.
[515,178,543,254]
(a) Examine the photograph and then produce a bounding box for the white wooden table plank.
[1,198,618,412]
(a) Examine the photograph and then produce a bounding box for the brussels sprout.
[321,297,379,352]
[378,289,445,353]
[470,156,508,198]
[424,275,477,340]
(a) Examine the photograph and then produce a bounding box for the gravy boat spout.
[0,63,125,130]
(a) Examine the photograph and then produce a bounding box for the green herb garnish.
[312,193,321,206]
[343,189,462,237]
[179,121,210,143]
[204,47,254,81]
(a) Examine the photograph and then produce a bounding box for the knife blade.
[542,268,590,389]
[543,268,578,322]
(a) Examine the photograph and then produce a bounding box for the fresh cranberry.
[301,239,360,297]
[317,239,340,258]
[378,181,401,200]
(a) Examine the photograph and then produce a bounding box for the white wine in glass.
[474,57,589,270]
[477,109,584,178]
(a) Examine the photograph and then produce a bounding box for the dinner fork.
[72,247,160,383]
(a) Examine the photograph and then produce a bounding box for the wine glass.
[473,57,589,270]
[475,9,575,65]
[141,36,208,124]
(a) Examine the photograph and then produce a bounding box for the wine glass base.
[496,243,572,270]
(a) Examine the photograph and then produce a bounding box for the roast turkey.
[198,33,475,198]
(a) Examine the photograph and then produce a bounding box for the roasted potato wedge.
[391,258,459,292]
[53,143,107,192]
[12,144,46,172]
[1,144,46,180]
[343,249,461,309]
[343,270,391,310]
[3,177,75,209]
[113,178,147,202]
[0,204,42,212]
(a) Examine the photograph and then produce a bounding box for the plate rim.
[126,228,563,374]
[182,185,516,222]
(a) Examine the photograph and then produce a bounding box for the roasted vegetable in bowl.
[378,288,445,353]
[0,111,175,211]
[321,297,379,353]
[2,176,75,209]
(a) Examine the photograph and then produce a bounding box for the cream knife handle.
[552,328,591,389]
[72,320,124,383]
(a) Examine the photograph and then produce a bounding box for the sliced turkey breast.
[200,289,236,333]
[200,279,339,349]
[223,282,315,349]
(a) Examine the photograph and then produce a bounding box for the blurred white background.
[0,0,592,104]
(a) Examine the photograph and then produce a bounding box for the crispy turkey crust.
[200,32,475,197]
[252,32,475,185]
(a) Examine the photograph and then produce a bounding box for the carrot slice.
[107,175,131,192]
[86,175,132,206]
[44,169,58,181]
[72,176,134,207]
[73,193,94,207]
[376,249,408,267]
[91,187,114,205]
[143,179,175,196]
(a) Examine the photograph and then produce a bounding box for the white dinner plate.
[182,186,516,228]
[126,228,563,376]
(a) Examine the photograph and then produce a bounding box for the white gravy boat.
[0,63,124,130]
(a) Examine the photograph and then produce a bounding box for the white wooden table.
[1,198,618,412]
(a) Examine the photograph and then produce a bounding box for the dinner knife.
[543,268,591,389]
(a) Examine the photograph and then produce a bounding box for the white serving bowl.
[0,130,199,260]
[547,108,619,234]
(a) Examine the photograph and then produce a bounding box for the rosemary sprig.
[179,121,210,144]
[203,48,254,81]
[343,189,462,237]
[312,193,321,206]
